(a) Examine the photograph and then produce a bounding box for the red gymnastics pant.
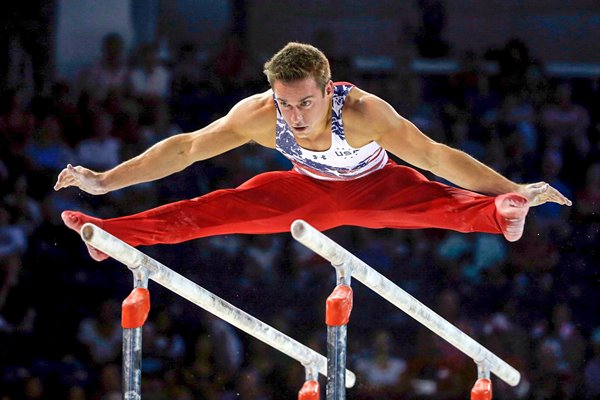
[86,162,504,247]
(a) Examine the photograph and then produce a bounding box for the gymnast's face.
[273,78,333,141]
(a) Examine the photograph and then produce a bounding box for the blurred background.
[1,0,599,399]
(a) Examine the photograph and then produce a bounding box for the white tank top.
[275,83,389,181]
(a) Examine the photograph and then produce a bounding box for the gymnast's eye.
[300,100,311,108]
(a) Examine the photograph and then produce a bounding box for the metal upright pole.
[326,266,353,400]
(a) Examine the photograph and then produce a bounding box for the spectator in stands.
[414,0,450,58]
[90,363,121,400]
[549,303,586,396]
[411,288,475,399]
[574,162,600,222]
[169,42,211,131]
[233,366,271,400]
[0,253,35,340]
[24,102,76,199]
[529,301,587,399]
[485,37,533,96]
[532,337,569,399]
[75,111,122,172]
[541,82,591,178]
[0,160,9,199]
[170,42,207,100]
[4,34,34,99]
[128,41,173,164]
[181,335,219,398]
[243,235,284,287]
[76,299,122,366]
[203,313,244,382]
[138,100,180,147]
[584,328,600,399]
[0,205,27,259]
[66,386,87,400]
[129,42,171,103]
[3,175,42,236]
[78,33,130,102]
[105,96,144,160]
[20,376,46,400]
[450,52,483,98]
[312,27,353,83]
[49,81,82,148]
[209,32,250,93]
[0,87,35,157]
[479,306,531,398]
[162,369,194,400]
[141,306,186,375]
[507,217,560,274]
[498,90,538,154]
[354,329,409,399]
[524,60,551,109]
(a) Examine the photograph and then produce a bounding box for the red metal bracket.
[122,287,151,329]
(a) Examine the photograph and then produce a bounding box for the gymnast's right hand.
[54,164,108,195]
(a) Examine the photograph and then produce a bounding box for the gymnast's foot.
[495,193,530,242]
[61,211,109,261]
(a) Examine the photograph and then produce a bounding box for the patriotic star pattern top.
[274,82,389,181]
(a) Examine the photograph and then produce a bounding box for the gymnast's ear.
[325,80,334,96]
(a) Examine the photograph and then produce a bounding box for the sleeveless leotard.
[275,82,388,181]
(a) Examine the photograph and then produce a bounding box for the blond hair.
[263,42,331,92]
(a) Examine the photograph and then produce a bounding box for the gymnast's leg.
[62,165,529,261]
[330,163,529,240]
[61,170,347,260]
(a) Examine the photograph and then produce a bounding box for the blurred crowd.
[1,21,599,400]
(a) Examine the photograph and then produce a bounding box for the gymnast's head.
[263,42,332,95]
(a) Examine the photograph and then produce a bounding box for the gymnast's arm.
[350,91,571,206]
[54,92,276,195]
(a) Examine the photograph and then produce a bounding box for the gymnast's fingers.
[54,165,74,190]
[546,185,572,206]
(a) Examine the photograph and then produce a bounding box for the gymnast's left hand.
[518,182,572,207]
[54,164,108,195]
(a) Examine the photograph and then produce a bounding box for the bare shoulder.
[343,86,403,143]
[227,89,277,147]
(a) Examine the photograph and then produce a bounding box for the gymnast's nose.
[290,108,304,125]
